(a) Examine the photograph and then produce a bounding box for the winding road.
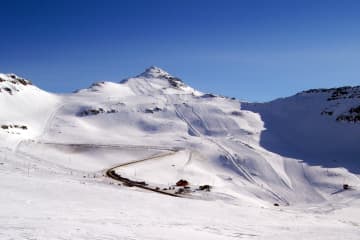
[105,150,184,197]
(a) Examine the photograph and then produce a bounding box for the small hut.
[176,179,189,187]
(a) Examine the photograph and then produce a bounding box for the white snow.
[0,68,359,239]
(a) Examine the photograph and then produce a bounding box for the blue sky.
[1,0,359,101]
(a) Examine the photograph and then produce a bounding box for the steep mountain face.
[243,86,360,173]
[1,67,359,206]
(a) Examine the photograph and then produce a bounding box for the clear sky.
[1,0,359,101]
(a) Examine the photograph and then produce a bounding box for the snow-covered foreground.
[1,67,359,239]
[1,149,360,240]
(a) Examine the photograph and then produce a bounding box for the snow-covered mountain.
[243,86,360,173]
[1,67,359,239]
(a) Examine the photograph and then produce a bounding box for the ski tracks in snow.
[174,103,256,183]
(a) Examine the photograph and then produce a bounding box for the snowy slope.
[0,73,60,148]
[1,67,359,239]
[242,86,360,173]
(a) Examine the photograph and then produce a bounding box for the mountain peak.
[138,66,172,79]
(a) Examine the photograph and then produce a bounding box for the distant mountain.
[1,67,359,205]
[243,85,360,173]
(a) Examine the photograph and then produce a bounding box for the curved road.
[105,150,183,198]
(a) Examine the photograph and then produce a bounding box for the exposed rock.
[78,107,117,116]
